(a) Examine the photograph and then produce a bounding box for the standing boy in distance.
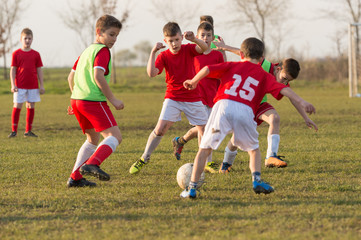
[67,15,124,187]
[180,38,316,198]
[9,28,45,138]
[129,22,208,174]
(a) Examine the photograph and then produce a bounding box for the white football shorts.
[158,98,208,126]
[200,99,259,151]
[13,88,41,103]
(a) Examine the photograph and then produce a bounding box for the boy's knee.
[269,113,280,126]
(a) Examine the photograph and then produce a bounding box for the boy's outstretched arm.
[213,40,240,56]
[280,87,318,131]
[94,68,124,110]
[184,66,210,90]
[147,42,165,77]
[184,31,208,53]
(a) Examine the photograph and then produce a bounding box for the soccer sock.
[178,137,187,145]
[11,108,21,132]
[141,131,162,162]
[25,108,35,132]
[189,181,198,189]
[266,134,280,158]
[86,136,119,166]
[223,146,238,165]
[252,172,261,182]
[70,140,97,180]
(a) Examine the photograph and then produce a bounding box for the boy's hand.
[111,99,124,110]
[213,37,226,51]
[184,31,196,42]
[302,101,316,115]
[11,86,18,93]
[39,86,45,94]
[67,106,74,115]
[183,80,197,90]
[305,118,318,132]
[153,42,165,53]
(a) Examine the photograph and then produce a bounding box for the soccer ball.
[176,163,205,189]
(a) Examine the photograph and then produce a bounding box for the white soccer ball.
[177,163,205,189]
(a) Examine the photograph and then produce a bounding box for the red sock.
[11,108,21,132]
[25,108,35,132]
[86,145,113,166]
[70,169,83,181]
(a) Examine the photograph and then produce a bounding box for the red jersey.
[155,44,202,102]
[72,47,110,75]
[11,49,43,89]
[208,61,287,115]
[195,50,224,107]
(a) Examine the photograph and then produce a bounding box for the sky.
[10,0,346,67]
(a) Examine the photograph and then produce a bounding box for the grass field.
[0,68,361,240]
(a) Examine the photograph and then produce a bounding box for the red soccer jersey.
[155,44,202,102]
[195,50,224,107]
[72,47,110,75]
[208,61,288,115]
[11,49,43,89]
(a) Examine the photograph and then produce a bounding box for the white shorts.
[13,88,41,103]
[200,99,259,151]
[204,105,212,118]
[158,99,208,126]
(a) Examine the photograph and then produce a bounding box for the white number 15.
[224,74,259,101]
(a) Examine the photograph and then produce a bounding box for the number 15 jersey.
[208,61,287,115]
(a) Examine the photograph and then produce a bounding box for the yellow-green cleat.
[129,158,148,174]
[204,161,219,173]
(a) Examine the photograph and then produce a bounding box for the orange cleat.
[265,155,287,168]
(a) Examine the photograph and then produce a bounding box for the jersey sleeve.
[265,73,288,100]
[94,47,111,75]
[72,57,80,72]
[11,51,18,67]
[35,51,43,68]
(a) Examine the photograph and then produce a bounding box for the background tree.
[133,40,153,66]
[115,49,137,67]
[59,0,131,83]
[227,0,288,57]
[0,0,23,79]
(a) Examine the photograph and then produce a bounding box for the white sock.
[72,140,97,173]
[97,136,119,152]
[266,134,280,158]
[223,146,238,165]
[142,131,162,162]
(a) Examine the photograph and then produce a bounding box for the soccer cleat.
[79,164,110,181]
[253,180,274,194]
[172,137,184,160]
[204,161,218,173]
[24,131,38,138]
[67,177,96,188]
[129,158,147,174]
[265,155,287,168]
[180,188,197,198]
[8,131,17,138]
[219,162,232,174]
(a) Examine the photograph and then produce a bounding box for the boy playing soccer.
[213,42,318,172]
[9,28,45,138]
[171,22,224,173]
[129,22,208,174]
[180,37,316,198]
[66,15,124,187]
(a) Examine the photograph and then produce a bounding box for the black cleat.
[8,131,17,138]
[79,164,110,181]
[24,131,38,137]
[67,177,96,187]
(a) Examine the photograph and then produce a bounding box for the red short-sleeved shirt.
[208,61,287,115]
[155,44,202,102]
[194,50,224,107]
[72,47,110,75]
[11,49,43,89]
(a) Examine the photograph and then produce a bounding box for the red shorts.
[255,102,275,126]
[71,99,117,133]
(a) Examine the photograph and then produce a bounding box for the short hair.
[281,58,301,79]
[197,22,214,35]
[163,22,182,37]
[240,37,264,60]
[96,14,122,32]
[200,15,214,26]
[21,28,33,37]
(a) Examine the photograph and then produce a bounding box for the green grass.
[0,69,361,239]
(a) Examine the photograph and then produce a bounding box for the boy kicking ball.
[180,37,316,198]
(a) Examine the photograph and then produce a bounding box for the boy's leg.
[248,148,274,194]
[219,140,238,173]
[259,109,287,168]
[9,102,23,137]
[129,120,173,174]
[80,126,121,181]
[172,126,198,160]
[24,102,37,137]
